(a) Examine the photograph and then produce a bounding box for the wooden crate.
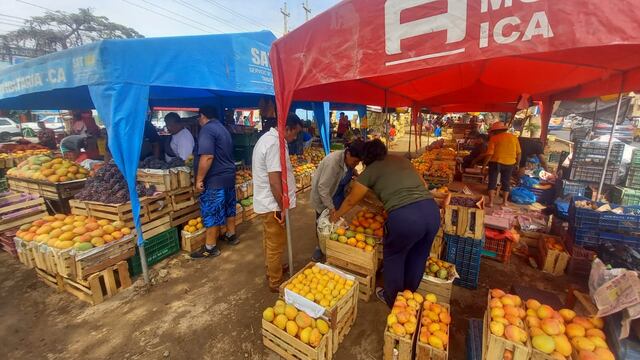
[325,256,375,302]
[236,181,252,200]
[7,176,86,201]
[170,203,200,227]
[482,311,530,360]
[262,319,332,360]
[14,238,35,268]
[48,247,76,278]
[417,276,453,304]
[279,262,358,353]
[140,215,172,240]
[444,205,484,240]
[325,240,378,275]
[0,193,47,231]
[538,236,570,276]
[430,229,444,259]
[0,228,18,257]
[181,229,205,252]
[383,325,415,360]
[69,195,170,229]
[32,242,55,273]
[168,187,196,211]
[137,169,178,191]
[415,303,450,360]
[243,205,257,222]
[37,261,132,305]
[74,235,136,280]
[177,169,192,188]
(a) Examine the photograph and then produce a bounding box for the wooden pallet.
[444,204,484,240]
[170,203,200,227]
[279,262,358,354]
[325,240,378,275]
[538,236,570,276]
[167,187,196,211]
[417,276,453,304]
[137,169,178,191]
[482,311,530,360]
[37,261,132,305]
[325,256,375,302]
[181,229,205,252]
[262,319,332,360]
[383,325,415,360]
[415,303,450,360]
[7,176,86,201]
[69,195,170,229]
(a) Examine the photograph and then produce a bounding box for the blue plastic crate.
[572,226,640,249]
[444,234,483,289]
[467,318,483,360]
[529,187,554,205]
[605,311,640,359]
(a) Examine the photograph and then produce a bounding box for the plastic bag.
[521,175,539,188]
[510,187,536,205]
[316,209,346,252]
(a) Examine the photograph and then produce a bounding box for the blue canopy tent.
[0,31,277,283]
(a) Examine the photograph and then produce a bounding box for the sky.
[0,0,341,38]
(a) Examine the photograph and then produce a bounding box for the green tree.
[1,8,143,54]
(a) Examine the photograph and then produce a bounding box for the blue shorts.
[199,187,237,227]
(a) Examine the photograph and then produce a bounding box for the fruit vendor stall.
[0,31,278,285]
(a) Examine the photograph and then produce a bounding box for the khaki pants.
[261,213,287,288]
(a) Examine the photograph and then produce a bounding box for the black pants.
[383,199,440,307]
[488,162,514,192]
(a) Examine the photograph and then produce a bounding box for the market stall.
[0,31,277,286]
[267,0,640,359]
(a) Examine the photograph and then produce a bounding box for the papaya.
[73,242,93,251]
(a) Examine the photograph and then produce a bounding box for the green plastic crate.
[128,227,180,277]
[610,186,640,206]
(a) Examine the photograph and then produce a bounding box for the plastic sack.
[510,187,536,205]
[521,175,539,188]
[316,209,346,252]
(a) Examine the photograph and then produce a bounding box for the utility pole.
[281,2,291,34]
[302,0,311,21]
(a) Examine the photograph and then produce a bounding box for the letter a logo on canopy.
[385,0,467,66]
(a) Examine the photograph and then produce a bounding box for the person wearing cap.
[483,122,521,207]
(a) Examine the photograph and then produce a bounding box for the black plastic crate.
[444,234,483,289]
[128,227,180,277]
[561,180,587,198]
[605,311,640,360]
[573,140,624,166]
[569,165,619,184]
[466,318,483,360]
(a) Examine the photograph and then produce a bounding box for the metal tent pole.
[384,90,390,147]
[590,98,599,141]
[597,93,624,198]
[408,114,412,154]
[286,208,293,276]
[139,243,150,284]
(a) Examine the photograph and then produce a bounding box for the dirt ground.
[0,135,581,360]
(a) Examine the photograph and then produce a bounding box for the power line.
[15,0,54,12]
[201,0,280,35]
[0,13,28,21]
[173,0,248,33]
[139,0,223,33]
[121,0,209,33]
[0,21,23,28]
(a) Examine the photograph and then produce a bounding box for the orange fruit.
[347,238,357,246]
[336,228,346,236]
[356,241,366,249]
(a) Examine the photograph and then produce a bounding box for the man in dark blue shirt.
[192,106,237,258]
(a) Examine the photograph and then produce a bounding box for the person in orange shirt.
[483,122,521,207]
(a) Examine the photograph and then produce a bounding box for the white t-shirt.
[252,128,297,214]
[165,128,195,162]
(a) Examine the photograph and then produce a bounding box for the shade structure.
[270,0,640,208]
[0,31,277,283]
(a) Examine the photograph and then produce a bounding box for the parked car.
[39,115,65,131]
[0,117,23,141]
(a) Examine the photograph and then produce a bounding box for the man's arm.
[196,155,214,191]
[268,171,284,212]
[317,161,341,210]
[331,181,369,222]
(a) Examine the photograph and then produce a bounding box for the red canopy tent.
[271,0,640,209]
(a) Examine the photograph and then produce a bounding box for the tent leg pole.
[590,98,599,140]
[285,209,294,277]
[597,92,624,199]
[138,244,150,284]
[408,117,412,154]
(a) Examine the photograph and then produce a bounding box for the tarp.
[270,0,640,208]
[554,97,634,123]
[0,31,277,246]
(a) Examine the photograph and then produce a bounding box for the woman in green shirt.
[331,139,441,306]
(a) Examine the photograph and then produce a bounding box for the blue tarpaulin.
[0,31,277,251]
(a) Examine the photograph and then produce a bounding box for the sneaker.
[375,287,387,305]
[224,234,239,246]
[190,245,220,259]
[311,247,324,262]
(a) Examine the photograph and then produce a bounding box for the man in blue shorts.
[191,106,237,258]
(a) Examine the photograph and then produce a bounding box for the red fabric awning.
[270,0,640,208]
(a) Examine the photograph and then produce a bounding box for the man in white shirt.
[252,113,303,292]
[164,113,195,162]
